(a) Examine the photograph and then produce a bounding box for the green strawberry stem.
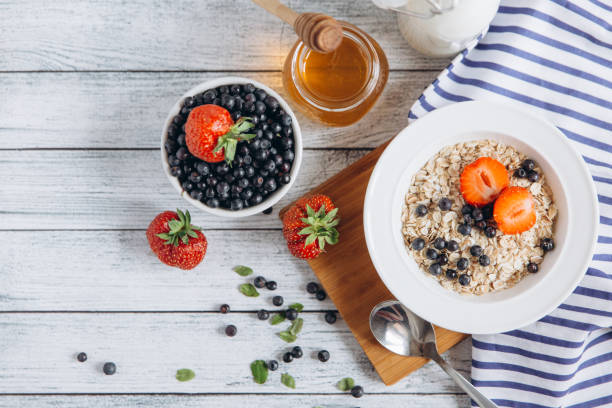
[156,209,202,247]
[213,117,256,164]
[299,205,339,250]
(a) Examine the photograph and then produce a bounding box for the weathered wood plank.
[0,313,471,393]
[0,230,331,311]
[0,0,449,72]
[0,394,469,407]
[0,149,368,230]
[0,71,438,149]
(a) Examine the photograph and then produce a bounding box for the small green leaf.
[305,234,316,246]
[288,318,304,336]
[278,331,297,343]
[233,265,254,276]
[281,373,296,389]
[177,209,186,224]
[250,360,268,385]
[187,230,198,239]
[156,232,170,240]
[239,283,259,297]
[336,377,355,391]
[175,368,195,382]
[270,312,286,325]
[288,303,304,313]
[306,205,315,217]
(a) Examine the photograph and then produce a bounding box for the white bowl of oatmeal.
[363,101,598,334]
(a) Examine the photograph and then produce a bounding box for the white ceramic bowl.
[364,101,598,334]
[161,77,303,217]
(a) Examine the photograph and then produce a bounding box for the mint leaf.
[270,312,286,325]
[239,283,259,297]
[288,303,304,313]
[281,373,296,389]
[278,331,297,343]
[175,368,195,382]
[233,265,253,276]
[250,360,268,385]
[336,377,355,391]
[288,318,303,336]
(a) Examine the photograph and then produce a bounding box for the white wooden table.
[0,1,472,406]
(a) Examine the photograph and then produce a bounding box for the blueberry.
[291,346,303,358]
[254,276,267,289]
[232,167,245,179]
[77,352,87,362]
[283,150,295,162]
[165,139,177,154]
[318,350,330,362]
[176,147,189,161]
[522,159,536,171]
[527,170,540,182]
[170,166,183,178]
[484,226,496,238]
[203,90,216,102]
[445,269,458,280]
[438,197,452,211]
[286,308,298,321]
[279,162,291,173]
[206,198,220,208]
[244,93,256,103]
[478,255,490,266]
[264,96,280,112]
[188,171,201,184]
[447,240,459,252]
[244,165,255,178]
[216,181,230,195]
[514,168,527,178]
[316,290,327,301]
[307,282,319,294]
[433,237,446,250]
[264,178,277,192]
[205,176,218,186]
[257,309,269,320]
[482,204,494,220]
[244,101,255,113]
[280,114,292,127]
[278,137,293,150]
[254,149,269,162]
[244,83,256,94]
[220,304,230,313]
[259,169,269,178]
[527,262,539,273]
[325,311,337,324]
[463,213,474,225]
[240,188,254,201]
[262,207,273,215]
[225,324,237,337]
[255,101,266,114]
[103,362,116,375]
[541,238,555,252]
[230,198,244,211]
[250,193,264,206]
[230,84,241,95]
[196,162,211,176]
[458,274,471,286]
[231,111,242,121]
[260,139,272,150]
[270,122,282,134]
[268,360,279,371]
[216,162,230,175]
[221,94,235,110]
[351,385,364,398]
[476,220,487,230]
[249,139,261,152]
[470,245,483,257]
[411,238,425,250]
[438,253,448,265]
[181,181,194,191]
[472,208,483,221]
[458,223,472,236]
[272,295,284,306]
[278,173,291,185]
[429,263,442,276]
[190,189,203,201]
[457,257,469,270]
[462,204,474,215]
[237,178,250,189]
[217,85,229,94]
[266,280,277,290]
[415,205,428,217]
[263,160,276,172]
[255,89,267,101]
[425,248,439,260]
[272,154,284,167]
[283,352,293,363]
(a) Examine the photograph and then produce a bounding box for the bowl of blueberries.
[161,77,303,217]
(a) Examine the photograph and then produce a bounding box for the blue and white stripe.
[409,0,612,406]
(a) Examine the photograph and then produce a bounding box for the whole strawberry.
[146,209,207,270]
[282,194,339,260]
[185,104,256,163]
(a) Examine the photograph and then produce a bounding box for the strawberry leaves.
[298,204,339,250]
[213,117,256,164]
[156,209,202,247]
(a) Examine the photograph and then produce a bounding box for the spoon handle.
[430,354,497,408]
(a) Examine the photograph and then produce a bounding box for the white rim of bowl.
[161,76,303,217]
[363,101,599,334]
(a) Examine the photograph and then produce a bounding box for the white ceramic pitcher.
[372,0,500,57]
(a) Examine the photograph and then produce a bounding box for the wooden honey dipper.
[252,0,343,53]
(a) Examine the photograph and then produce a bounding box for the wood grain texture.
[0,71,438,149]
[0,0,449,71]
[0,149,368,230]
[280,145,468,385]
[0,394,469,407]
[0,313,471,393]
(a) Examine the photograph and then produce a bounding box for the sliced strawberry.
[460,157,509,207]
[493,186,536,235]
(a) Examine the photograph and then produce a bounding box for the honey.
[283,22,389,127]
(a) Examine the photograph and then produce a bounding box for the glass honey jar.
[282,21,389,127]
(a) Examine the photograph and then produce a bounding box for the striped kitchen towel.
[409,0,612,407]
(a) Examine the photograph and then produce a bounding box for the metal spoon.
[370,300,497,408]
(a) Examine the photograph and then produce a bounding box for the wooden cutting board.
[280,141,468,386]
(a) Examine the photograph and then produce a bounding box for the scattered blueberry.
[283,352,293,363]
[458,223,472,236]
[527,262,539,273]
[438,253,449,266]
[458,274,471,286]
[263,207,273,215]
[286,308,298,321]
[412,238,425,251]
[482,204,494,220]
[220,304,230,314]
[522,159,536,171]
[527,170,540,182]
[476,220,487,230]
[463,213,474,225]
[470,245,483,257]
[462,204,474,215]
[225,325,237,337]
[438,197,452,211]
[254,276,267,289]
[268,360,279,371]
[433,238,446,250]
[291,346,303,358]
[479,255,490,266]
[103,362,116,375]
[351,385,364,398]
[266,281,277,290]
[447,240,459,252]
[540,238,555,252]
[306,282,319,294]
[429,263,442,276]
[318,350,330,362]
[325,311,337,324]
[445,269,458,280]
[514,168,527,178]
[77,352,87,362]
[425,248,439,260]
[257,309,270,320]
[472,208,483,221]
[457,257,469,270]
[415,205,428,217]
[316,290,327,301]
[272,296,284,306]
